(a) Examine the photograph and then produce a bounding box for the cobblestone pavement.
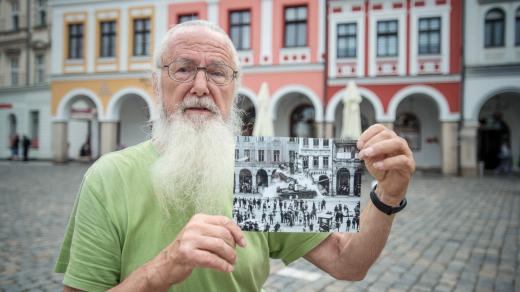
[0,161,519,291]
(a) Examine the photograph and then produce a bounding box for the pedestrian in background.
[22,135,31,162]
[9,134,19,160]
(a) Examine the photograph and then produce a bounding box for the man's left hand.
[357,124,415,206]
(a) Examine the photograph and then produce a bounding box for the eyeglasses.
[163,60,238,86]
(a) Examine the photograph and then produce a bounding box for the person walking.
[22,135,31,162]
[10,134,20,160]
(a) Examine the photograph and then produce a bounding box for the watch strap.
[370,185,407,215]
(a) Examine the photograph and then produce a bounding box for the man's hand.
[357,124,415,206]
[305,124,414,280]
[110,214,246,291]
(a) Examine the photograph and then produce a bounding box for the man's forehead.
[163,27,234,65]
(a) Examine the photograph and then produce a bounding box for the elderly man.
[55,20,414,291]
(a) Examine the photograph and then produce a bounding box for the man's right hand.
[139,214,247,290]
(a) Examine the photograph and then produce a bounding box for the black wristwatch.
[370,184,407,215]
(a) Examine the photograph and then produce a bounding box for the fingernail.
[364,147,374,157]
[373,161,384,170]
[228,265,234,272]
[357,140,364,149]
[240,238,247,247]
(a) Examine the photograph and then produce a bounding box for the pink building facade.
[167,0,462,174]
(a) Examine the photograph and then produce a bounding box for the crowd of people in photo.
[232,196,360,233]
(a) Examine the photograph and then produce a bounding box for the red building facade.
[166,0,462,173]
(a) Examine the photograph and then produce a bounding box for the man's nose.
[190,70,209,97]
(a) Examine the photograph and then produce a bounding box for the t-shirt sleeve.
[58,173,122,291]
[268,232,331,265]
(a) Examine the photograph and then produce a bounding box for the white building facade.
[0,0,52,159]
[461,0,520,174]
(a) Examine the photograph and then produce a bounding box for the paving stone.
[1,164,520,291]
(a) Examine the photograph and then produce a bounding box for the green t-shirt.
[55,141,330,291]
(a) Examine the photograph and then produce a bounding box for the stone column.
[100,121,118,155]
[314,122,325,138]
[460,122,479,176]
[52,121,68,163]
[379,122,394,130]
[441,121,458,175]
[324,122,334,138]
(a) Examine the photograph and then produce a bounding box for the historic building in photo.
[460,0,520,175]
[0,0,52,159]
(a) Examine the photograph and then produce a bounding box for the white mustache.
[179,96,220,115]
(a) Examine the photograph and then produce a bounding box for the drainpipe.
[458,0,466,176]
[323,0,330,138]
[25,0,31,86]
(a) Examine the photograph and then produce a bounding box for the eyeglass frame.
[162,60,239,86]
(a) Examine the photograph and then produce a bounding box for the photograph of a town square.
[233,136,361,233]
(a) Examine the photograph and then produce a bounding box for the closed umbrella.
[252,82,274,137]
[340,81,362,140]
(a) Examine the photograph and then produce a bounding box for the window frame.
[178,13,198,24]
[100,20,117,58]
[36,0,47,27]
[229,9,251,51]
[284,5,308,48]
[68,23,84,59]
[10,57,19,86]
[376,20,399,57]
[11,1,19,31]
[515,8,520,46]
[337,22,357,58]
[484,8,506,48]
[133,18,151,57]
[418,17,441,55]
[35,54,45,83]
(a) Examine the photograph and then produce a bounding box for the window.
[303,138,309,146]
[289,151,295,162]
[515,8,520,46]
[229,10,251,50]
[394,112,421,150]
[258,150,264,162]
[274,150,280,162]
[323,156,329,168]
[35,54,45,83]
[313,156,319,168]
[244,149,250,162]
[30,111,39,148]
[303,157,308,169]
[36,0,46,26]
[377,20,398,57]
[100,21,116,58]
[178,14,198,23]
[323,139,329,147]
[235,149,239,160]
[133,18,151,56]
[68,23,84,59]
[10,57,19,86]
[485,8,505,47]
[337,23,357,58]
[12,1,19,30]
[313,138,319,147]
[418,17,441,55]
[284,6,307,47]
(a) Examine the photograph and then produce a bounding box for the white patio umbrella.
[252,82,274,137]
[340,81,362,140]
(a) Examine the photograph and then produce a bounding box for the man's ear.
[152,72,160,97]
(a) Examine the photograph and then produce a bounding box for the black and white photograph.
[233,136,363,233]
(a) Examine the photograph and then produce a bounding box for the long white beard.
[150,97,242,217]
